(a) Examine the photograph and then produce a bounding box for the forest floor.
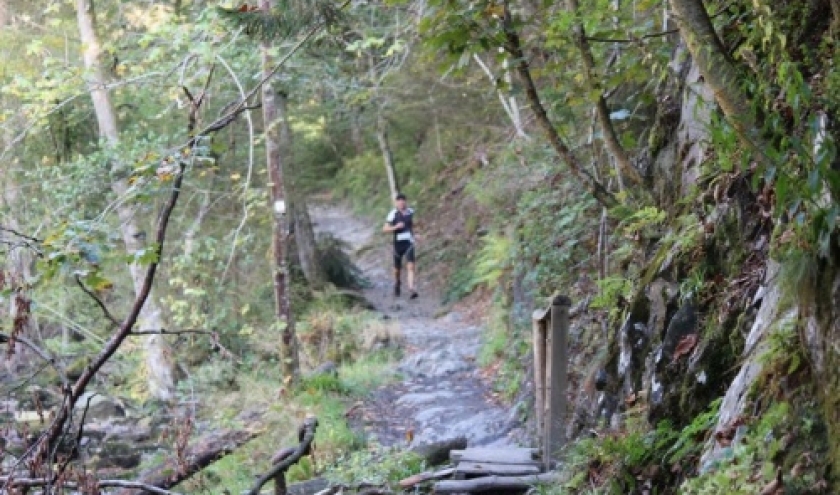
[312,205,524,448]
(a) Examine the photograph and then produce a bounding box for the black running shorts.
[393,241,415,269]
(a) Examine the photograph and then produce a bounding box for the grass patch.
[176,299,403,493]
[477,304,528,401]
[325,448,426,487]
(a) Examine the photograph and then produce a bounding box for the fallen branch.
[114,428,258,495]
[433,473,560,493]
[0,477,183,495]
[246,416,319,495]
[128,328,215,336]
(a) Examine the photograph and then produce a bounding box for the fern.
[473,232,512,287]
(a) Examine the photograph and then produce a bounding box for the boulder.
[91,441,142,470]
[75,393,126,422]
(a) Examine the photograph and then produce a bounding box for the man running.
[383,193,417,299]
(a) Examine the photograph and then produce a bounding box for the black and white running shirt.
[386,208,415,243]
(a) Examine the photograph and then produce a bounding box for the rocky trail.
[312,206,523,448]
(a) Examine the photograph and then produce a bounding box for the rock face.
[803,254,840,478]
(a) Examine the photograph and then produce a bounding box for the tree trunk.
[0,106,34,372]
[376,112,399,199]
[76,0,176,401]
[276,91,324,289]
[500,1,617,208]
[668,0,770,162]
[565,0,642,186]
[0,0,8,27]
[350,106,365,155]
[261,0,299,384]
[831,0,840,33]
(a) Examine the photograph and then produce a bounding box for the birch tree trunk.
[668,0,770,162]
[261,0,299,384]
[0,0,9,27]
[76,0,175,401]
[0,105,35,372]
[376,111,399,200]
[350,106,365,156]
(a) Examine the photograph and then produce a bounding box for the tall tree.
[499,0,616,207]
[668,0,770,161]
[564,0,643,187]
[76,0,176,401]
[279,89,325,289]
[376,112,399,199]
[261,0,300,384]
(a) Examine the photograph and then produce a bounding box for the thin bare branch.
[0,331,68,388]
[129,328,213,336]
[0,477,184,495]
[74,274,121,329]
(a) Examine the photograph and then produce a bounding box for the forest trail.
[312,205,523,448]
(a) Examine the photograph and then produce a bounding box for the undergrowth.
[172,293,402,494]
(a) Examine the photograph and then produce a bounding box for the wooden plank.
[450,448,540,466]
[532,306,550,322]
[434,473,560,493]
[455,462,540,477]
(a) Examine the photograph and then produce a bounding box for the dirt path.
[312,206,522,448]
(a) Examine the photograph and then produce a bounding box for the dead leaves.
[672,333,698,363]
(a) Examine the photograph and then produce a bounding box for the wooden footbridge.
[273,297,572,495]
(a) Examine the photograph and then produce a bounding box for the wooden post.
[531,308,548,452]
[274,472,287,495]
[544,295,570,471]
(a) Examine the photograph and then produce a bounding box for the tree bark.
[500,1,617,208]
[565,0,642,186]
[0,101,36,371]
[261,0,299,384]
[831,0,840,33]
[276,91,324,289]
[0,0,9,27]
[76,0,176,401]
[350,106,365,155]
[376,112,399,199]
[668,0,770,163]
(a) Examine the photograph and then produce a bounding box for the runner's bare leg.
[407,262,416,293]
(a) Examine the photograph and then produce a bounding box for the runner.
[382,193,418,299]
